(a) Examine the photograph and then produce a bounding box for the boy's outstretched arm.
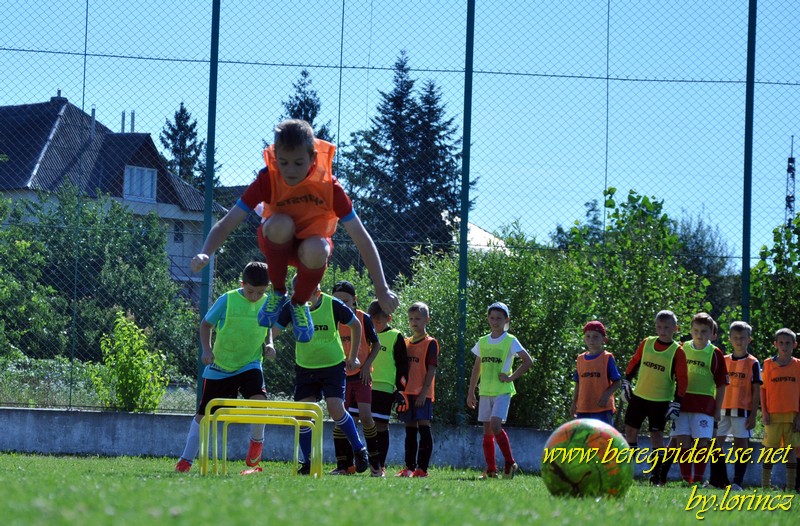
[341,215,399,314]
[191,206,248,272]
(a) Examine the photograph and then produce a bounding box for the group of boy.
[573,310,800,491]
[174,119,438,477]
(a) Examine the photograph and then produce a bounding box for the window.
[174,220,184,243]
[123,165,157,202]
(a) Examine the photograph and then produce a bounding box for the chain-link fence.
[1,1,798,428]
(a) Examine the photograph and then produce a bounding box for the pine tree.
[281,69,334,142]
[340,52,471,282]
[159,103,219,191]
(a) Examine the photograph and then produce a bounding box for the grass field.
[0,454,797,525]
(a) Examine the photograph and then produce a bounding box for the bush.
[90,311,169,412]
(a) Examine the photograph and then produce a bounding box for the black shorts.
[624,394,669,432]
[370,390,395,423]
[294,362,346,402]
[197,368,266,415]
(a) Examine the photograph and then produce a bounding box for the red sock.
[495,429,514,464]
[482,434,496,472]
[693,460,707,483]
[260,234,291,293]
[292,261,327,304]
[679,454,693,483]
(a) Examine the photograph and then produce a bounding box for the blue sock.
[180,418,200,462]
[335,413,364,451]
[299,427,312,464]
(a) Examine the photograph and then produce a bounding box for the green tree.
[340,52,469,282]
[746,216,800,358]
[0,198,69,357]
[281,69,334,142]
[159,102,220,191]
[11,186,198,377]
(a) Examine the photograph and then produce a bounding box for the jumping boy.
[396,302,439,478]
[760,328,800,490]
[571,320,621,426]
[175,262,273,473]
[367,299,408,477]
[329,280,381,475]
[271,280,370,475]
[621,310,688,484]
[669,312,727,485]
[190,119,398,342]
[709,321,761,489]
[466,302,533,479]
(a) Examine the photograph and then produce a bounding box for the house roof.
[0,96,225,214]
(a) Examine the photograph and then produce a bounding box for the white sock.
[250,424,265,442]
[180,419,201,462]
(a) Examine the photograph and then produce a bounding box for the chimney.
[50,88,68,104]
[121,111,126,133]
[90,106,96,142]
[131,110,135,132]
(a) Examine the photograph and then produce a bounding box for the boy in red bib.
[571,320,621,426]
[190,119,398,342]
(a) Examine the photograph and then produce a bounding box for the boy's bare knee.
[263,214,295,242]
[298,237,330,267]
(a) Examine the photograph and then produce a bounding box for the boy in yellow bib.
[175,262,273,473]
[467,302,533,479]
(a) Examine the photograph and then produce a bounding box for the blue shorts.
[398,395,433,423]
[294,362,346,402]
[576,410,614,426]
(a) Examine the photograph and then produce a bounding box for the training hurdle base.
[198,399,324,478]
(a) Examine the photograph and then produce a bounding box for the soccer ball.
[540,418,633,498]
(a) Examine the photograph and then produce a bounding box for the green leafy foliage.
[90,311,168,412]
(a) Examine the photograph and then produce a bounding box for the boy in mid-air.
[190,119,398,342]
[175,262,273,473]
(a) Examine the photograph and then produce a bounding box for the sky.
[1,0,799,267]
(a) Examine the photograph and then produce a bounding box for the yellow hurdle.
[198,398,324,478]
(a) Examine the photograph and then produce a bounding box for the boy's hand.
[570,401,577,418]
[597,395,610,408]
[745,412,756,430]
[359,368,372,385]
[466,392,477,410]
[191,253,210,273]
[499,372,511,383]
[621,380,633,404]
[394,391,408,413]
[262,343,276,361]
[762,412,770,425]
[376,288,399,315]
[201,349,214,365]
[346,356,361,372]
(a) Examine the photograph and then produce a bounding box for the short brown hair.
[408,301,430,318]
[691,312,715,330]
[274,119,315,154]
[367,299,387,318]
[775,327,796,342]
[729,321,752,336]
[655,310,678,325]
[242,261,269,287]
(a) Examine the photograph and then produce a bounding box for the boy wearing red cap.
[467,302,533,479]
[571,320,622,426]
